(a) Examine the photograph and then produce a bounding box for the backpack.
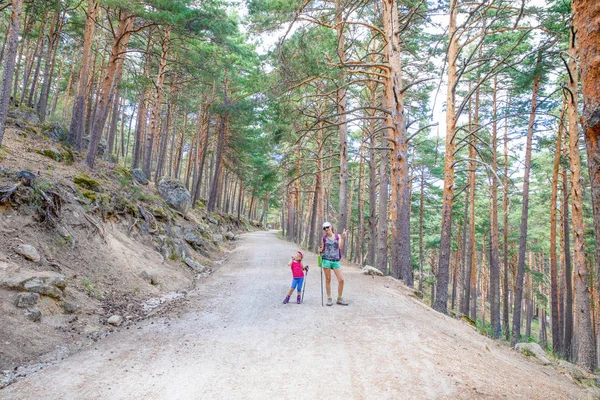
[322,234,341,259]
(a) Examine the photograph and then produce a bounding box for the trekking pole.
[302,267,308,303]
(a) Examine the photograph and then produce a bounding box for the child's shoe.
[297,295,302,304]
[283,295,290,304]
[326,297,333,306]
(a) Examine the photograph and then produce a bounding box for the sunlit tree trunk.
[563,166,575,361]
[573,0,600,372]
[566,28,596,370]
[435,0,458,313]
[85,11,134,168]
[489,78,501,338]
[383,0,411,286]
[68,0,98,150]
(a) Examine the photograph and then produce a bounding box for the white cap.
[322,221,332,228]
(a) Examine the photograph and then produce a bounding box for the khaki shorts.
[322,259,341,269]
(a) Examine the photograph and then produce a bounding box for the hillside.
[0,113,257,387]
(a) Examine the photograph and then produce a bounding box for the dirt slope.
[1,231,595,399]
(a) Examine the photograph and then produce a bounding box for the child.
[283,251,309,304]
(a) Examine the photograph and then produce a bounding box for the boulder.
[185,257,208,273]
[140,271,158,285]
[515,342,551,365]
[14,292,40,308]
[37,148,63,162]
[60,302,80,314]
[213,234,223,242]
[362,265,383,276]
[15,244,41,262]
[183,227,205,249]
[107,315,123,326]
[224,232,235,241]
[24,309,42,322]
[82,136,107,157]
[132,168,148,185]
[8,106,40,125]
[157,177,191,214]
[155,235,187,261]
[42,122,68,143]
[23,277,64,299]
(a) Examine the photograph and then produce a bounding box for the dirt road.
[1,231,593,399]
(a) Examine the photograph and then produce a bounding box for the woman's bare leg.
[333,268,345,298]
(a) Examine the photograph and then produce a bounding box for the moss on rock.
[74,173,102,192]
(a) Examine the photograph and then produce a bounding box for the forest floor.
[1,230,597,400]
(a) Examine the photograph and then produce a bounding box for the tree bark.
[488,78,501,337]
[336,0,349,246]
[0,0,23,147]
[550,104,565,355]
[85,11,134,168]
[207,86,228,213]
[383,0,411,286]
[68,0,97,150]
[566,29,596,370]
[434,0,458,314]
[573,0,600,372]
[142,26,171,178]
[563,167,574,361]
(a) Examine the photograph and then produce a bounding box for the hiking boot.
[283,295,290,304]
[326,297,333,306]
[297,295,302,304]
[337,297,349,306]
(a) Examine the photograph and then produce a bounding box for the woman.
[318,221,349,306]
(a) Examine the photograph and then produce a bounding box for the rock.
[23,277,64,299]
[183,227,205,248]
[81,136,107,157]
[15,244,41,262]
[14,292,40,308]
[213,234,223,242]
[224,231,235,240]
[185,257,208,273]
[41,122,68,143]
[60,302,79,314]
[107,315,123,326]
[37,148,63,162]
[24,309,42,322]
[140,271,158,285]
[132,168,148,185]
[208,216,219,225]
[515,342,551,365]
[362,265,383,276]
[155,235,187,261]
[8,106,40,125]
[157,177,191,214]
[557,360,586,381]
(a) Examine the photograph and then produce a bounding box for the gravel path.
[1,231,592,399]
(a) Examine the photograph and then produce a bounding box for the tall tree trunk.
[85,11,133,168]
[207,90,228,213]
[573,0,600,372]
[192,103,212,204]
[107,89,121,158]
[336,0,349,244]
[460,188,470,316]
[566,30,596,370]
[563,167,575,361]
[418,168,425,293]
[435,0,458,313]
[68,0,98,150]
[511,53,542,346]
[550,105,565,355]
[37,10,63,121]
[489,78,501,338]
[503,97,511,341]
[0,0,23,147]
[142,26,171,178]
[383,0,411,286]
